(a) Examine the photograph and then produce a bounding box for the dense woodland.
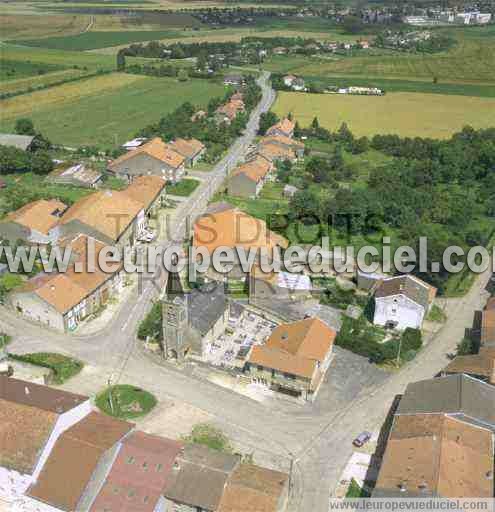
[280,121,495,292]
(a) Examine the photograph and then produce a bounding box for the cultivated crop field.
[272,26,495,85]
[0,13,90,39]
[273,91,495,139]
[0,73,225,146]
[0,68,93,96]
[0,58,64,81]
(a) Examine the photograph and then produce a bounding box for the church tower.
[162,268,189,361]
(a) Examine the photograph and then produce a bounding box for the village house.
[169,137,206,167]
[260,135,305,158]
[223,74,244,87]
[245,317,336,400]
[228,157,273,198]
[273,47,288,55]
[372,274,436,330]
[443,299,495,383]
[0,133,37,152]
[215,97,246,125]
[217,463,289,512]
[192,202,288,281]
[266,118,295,138]
[373,374,495,498]
[89,431,184,512]
[0,199,67,244]
[10,235,125,331]
[0,376,91,505]
[48,163,102,189]
[1,377,289,512]
[26,411,133,512]
[107,137,185,183]
[257,142,296,164]
[56,175,167,247]
[283,184,298,198]
[121,137,147,151]
[163,444,240,511]
[191,110,207,122]
[282,75,305,91]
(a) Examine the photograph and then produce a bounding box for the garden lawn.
[96,384,157,419]
[0,73,225,147]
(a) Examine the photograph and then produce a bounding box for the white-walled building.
[0,376,91,505]
[373,275,436,330]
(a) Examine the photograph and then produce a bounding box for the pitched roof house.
[27,411,133,511]
[49,163,102,189]
[193,204,288,277]
[169,137,206,167]
[260,135,305,158]
[108,137,185,183]
[373,274,437,330]
[257,142,296,164]
[59,189,145,246]
[444,300,495,383]
[0,376,90,502]
[247,317,336,400]
[373,413,494,497]
[218,464,289,512]
[90,431,184,512]
[163,444,241,511]
[0,199,67,244]
[397,374,495,431]
[10,235,125,331]
[0,133,36,151]
[228,157,273,198]
[266,118,295,138]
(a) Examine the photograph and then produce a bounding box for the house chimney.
[24,386,30,396]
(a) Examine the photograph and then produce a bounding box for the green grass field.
[274,91,495,139]
[12,29,185,51]
[0,43,115,70]
[0,59,65,82]
[0,72,225,147]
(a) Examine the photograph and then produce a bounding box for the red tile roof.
[90,431,184,512]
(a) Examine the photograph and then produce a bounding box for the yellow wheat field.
[273,91,495,139]
[0,73,144,119]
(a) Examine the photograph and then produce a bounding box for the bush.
[400,328,422,352]
[137,302,163,341]
[8,352,83,384]
[182,423,233,453]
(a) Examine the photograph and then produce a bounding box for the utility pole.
[107,376,114,414]
[288,453,294,494]
[396,335,403,368]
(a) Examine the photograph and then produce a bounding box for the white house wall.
[374,294,425,330]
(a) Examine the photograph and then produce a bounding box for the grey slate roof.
[163,444,240,511]
[189,282,228,336]
[0,134,35,151]
[375,275,431,309]
[398,374,495,430]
